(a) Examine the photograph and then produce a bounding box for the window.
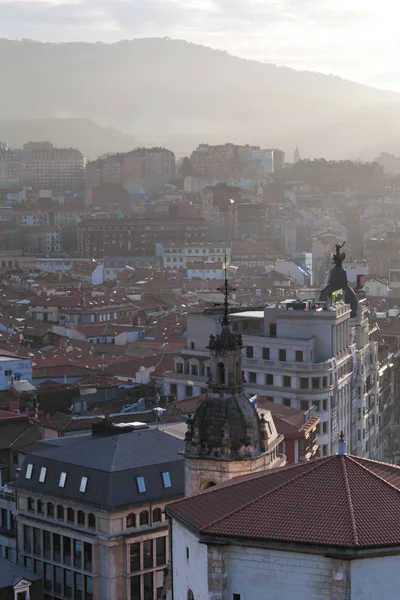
[53,533,61,562]
[63,537,71,565]
[25,464,33,479]
[300,400,309,411]
[37,500,44,515]
[27,497,34,512]
[136,476,146,493]
[283,375,291,388]
[84,542,92,571]
[191,363,198,376]
[156,536,166,566]
[144,572,153,600]
[57,505,64,520]
[39,467,47,483]
[23,525,32,553]
[300,377,308,389]
[85,576,93,600]
[127,513,136,528]
[270,323,277,337]
[64,570,72,599]
[188,592,195,600]
[295,350,303,362]
[314,400,321,412]
[153,508,162,523]
[130,543,140,572]
[140,510,149,526]
[131,576,140,600]
[77,510,85,525]
[323,376,328,388]
[185,385,193,397]
[176,362,183,374]
[186,547,190,561]
[323,399,328,411]
[79,477,88,493]
[75,572,83,600]
[67,508,74,523]
[233,595,241,600]
[59,472,67,488]
[246,346,254,358]
[262,347,270,360]
[88,513,96,529]
[266,374,274,386]
[279,349,286,362]
[312,378,320,389]
[162,472,172,488]
[249,372,257,383]
[33,528,41,556]
[47,502,54,518]
[190,341,195,350]
[43,530,51,559]
[283,398,291,407]
[144,539,153,569]
[323,422,328,434]
[74,540,83,569]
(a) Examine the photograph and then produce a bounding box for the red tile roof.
[168,455,400,549]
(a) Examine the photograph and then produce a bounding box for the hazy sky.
[2,0,400,91]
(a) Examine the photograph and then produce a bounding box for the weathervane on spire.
[217,252,235,327]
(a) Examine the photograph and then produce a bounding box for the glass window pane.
[130,575,140,600]
[24,525,32,553]
[79,477,88,493]
[144,572,153,600]
[74,539,82,569]
[136,476,146,493]
[156,570,165,600]
[143,540,153,569]
[84,542,92,572]
[75,572,83,600]
[162,472,171,488]
[54,566,62,595]
[63,536,71,565]
[33,528,42,556]
[85,576,93,600]
[44,563,52,591]
[130,543,140,572]
[64,569,72,599]
[53,534,61,562]
[43,530,51,559]
[156,537,166,566]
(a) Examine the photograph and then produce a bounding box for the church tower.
[293,147,301,163]
[184,272,273,496]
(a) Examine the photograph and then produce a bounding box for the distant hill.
[1,38,400,159]
[0,118,138,159]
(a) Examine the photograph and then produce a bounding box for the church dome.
[186,391,263,459]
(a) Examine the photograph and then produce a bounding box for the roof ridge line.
[341,456,359,546]
[347,455,400,497]
[200,457,331,533]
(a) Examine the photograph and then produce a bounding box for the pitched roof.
[0,557,42,588]
[15,428,184,509]
[167,454,400,550]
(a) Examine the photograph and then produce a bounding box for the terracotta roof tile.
[168,455,400,549]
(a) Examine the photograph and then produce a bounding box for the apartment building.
[85,148,175,193]
[12,420,184,600]
[20,143,85,190]
[160,242,231,269]
[163,297,393,459]
[77,218,207,258]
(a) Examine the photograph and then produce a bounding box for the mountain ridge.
[1,38,399,158]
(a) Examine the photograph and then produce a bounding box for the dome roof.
[185,391,263,459]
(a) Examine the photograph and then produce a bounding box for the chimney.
[338,431,346,456]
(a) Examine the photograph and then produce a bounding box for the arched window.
[187,591,195,600]
[216,362,225,385]
[67,507,74,523]
[27,497,35,512]
[152,508,162,523]
[47,502,54,517]
[77,510,85,525]
[139,510,149,526]
[126,513,136,528]
[88,513,96,529]
[37,499,44,514]
[57,505,64,520]
[201,481,216,491]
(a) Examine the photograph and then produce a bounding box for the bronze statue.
[333,241,346,267]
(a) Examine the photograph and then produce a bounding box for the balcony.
[242,358,331,373]
[0,488,15,502]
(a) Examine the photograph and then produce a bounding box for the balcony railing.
[0,488,16,501]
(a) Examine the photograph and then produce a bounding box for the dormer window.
[25,464,33,480]
[162,472,172,488]
[79,477,88,493]
[136,476,146,493]
[59,472,67,488]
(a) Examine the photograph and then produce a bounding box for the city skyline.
[1,0,400,92]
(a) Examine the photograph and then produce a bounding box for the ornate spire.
[217,252,235,328]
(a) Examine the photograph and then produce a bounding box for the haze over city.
[2,1,400,599]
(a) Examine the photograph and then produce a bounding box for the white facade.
[170,519,400,600]
[275,259,309,285]
[163,298,390,460]
[0,357,32,390]
[364,278,390,297]
[161,243,231,269]
[187,265,224,280]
